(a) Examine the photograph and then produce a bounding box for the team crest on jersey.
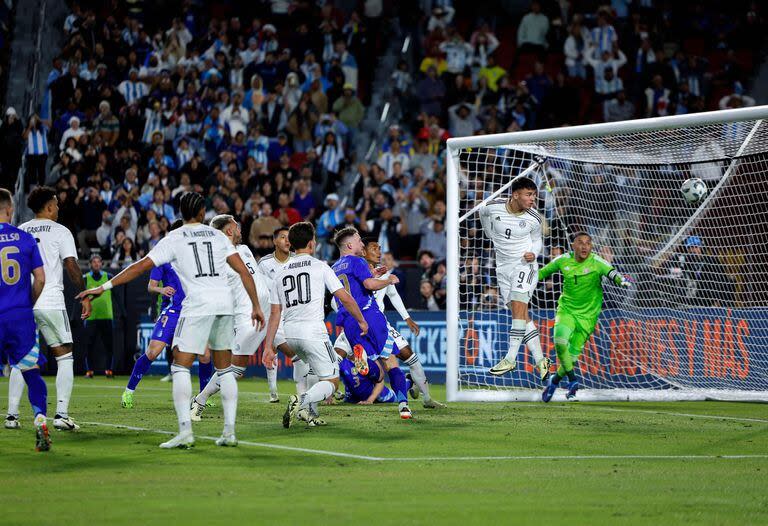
[495,216,501,221]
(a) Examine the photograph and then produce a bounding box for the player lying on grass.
[78,192,265,448]
[540,232,631,402]
[121,219,213,409]
[331,227,413,419]
[189,215,297,419]
[338,356,413,404]
[0,188,51,451]
[333,238,445,408]
[262,222,368,428]
[481,177,552,381]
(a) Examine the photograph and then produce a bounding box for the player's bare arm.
[360,380,384,405]
[63,256,91,319]
[226,252,265,330]
[262,303,282,366]
[147,278,175,297]
[31,266,45,303]
[76,256,155,299]
[363,274,398,291]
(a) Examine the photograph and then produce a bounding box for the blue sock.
[22,368,47,418]
[387,366,408,403]
[198,360,213,392]
[127,354,153,391]
[406,378,413,393]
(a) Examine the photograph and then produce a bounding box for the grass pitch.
[1,376,766,525]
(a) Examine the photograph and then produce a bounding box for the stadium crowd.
[0,0,764,311]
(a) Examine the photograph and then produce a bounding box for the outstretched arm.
[538,256,562,281]
[76,257,155,300]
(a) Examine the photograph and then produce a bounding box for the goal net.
[446,106,768,402]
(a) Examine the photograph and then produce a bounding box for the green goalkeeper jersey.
[538,252,623,330]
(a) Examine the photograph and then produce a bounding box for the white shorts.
[172,315,234,355]
[333,331,352,355]
[34,309,73,347]
[332,322,409,358]
[286,337,338,379]
[232,315,288,356]
[497,263,538,304]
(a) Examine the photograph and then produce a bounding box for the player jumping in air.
[79,192,265,448]
[262,222,367,428]
[0,188,51,450]
[5,187,91,432]
[481,178,552,380]
[331,227,413,419]
[540,232,630,402]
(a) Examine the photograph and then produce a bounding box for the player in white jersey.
[262,222,367,428]
[479,177,552,380]
[79,192,265,449]
[256,226,296,400]
[5,187,91,432]
[189,216,295,418]
[333,238,446,408]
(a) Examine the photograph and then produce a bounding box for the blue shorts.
[338,308,398,360]
[377,386,397,403]
[0,313,43,370]
[150,307,181,346]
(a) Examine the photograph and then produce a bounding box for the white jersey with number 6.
[19,218,77,311]
[270,254,343,341]
[147,223,237,316]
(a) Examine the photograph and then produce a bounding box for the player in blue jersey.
[339,357,412,404]
[0,188,50,451]
[332,227,413,419]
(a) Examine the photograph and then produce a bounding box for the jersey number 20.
[283,272,311,307]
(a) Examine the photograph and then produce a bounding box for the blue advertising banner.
[137,308,767,389]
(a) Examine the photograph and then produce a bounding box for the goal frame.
[445,105,768,403]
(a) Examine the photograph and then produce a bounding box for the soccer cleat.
[489,357,516,376]
[215,433,238,447]
[85,370,94,378]
[537,357,553,382]
[53,415,80,431]
[269,392,280,403]
[190,398,205,422]
[105,369,114,379]
[159,374,172,382]
[423,399,446,409]
[282,395,300,429]
[566,381,580,401]
[542,377,557,403]
[306,416,327,427]
[159,432,194,449]
[121,390,134,409]
[399,404,413,420]
[352,344,369,375]
[406,373,419,400]
[4,414,20,429]
[35,421,51,452]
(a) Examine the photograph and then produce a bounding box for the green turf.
[1,377,766,525]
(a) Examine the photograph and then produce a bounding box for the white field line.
[79,420,768,462]
[574,405,768,424]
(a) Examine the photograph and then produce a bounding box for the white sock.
[170,364,192,435]
[404,353,431,401]
[523,321,544,364]
[293,358,309,395]
[231,365,246,380]
[300,380,335,408]
[195,372,221,405]
[503,319,527,363]
[7,367,24,416]
[306,372,318,391]
[218,369,238,436]
[55,352,74,417]
[266,364,278,395]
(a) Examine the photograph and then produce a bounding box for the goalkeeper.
[540,232,630,402]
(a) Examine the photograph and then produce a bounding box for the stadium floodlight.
[446,106,768,402]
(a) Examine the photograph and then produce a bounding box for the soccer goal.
[446,106,768,402]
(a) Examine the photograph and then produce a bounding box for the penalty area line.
[79,420,768,462]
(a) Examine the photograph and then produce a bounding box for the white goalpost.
[446,106,768,402]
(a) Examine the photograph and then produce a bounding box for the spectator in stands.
[427,5,456,32]
[644,74,671,117]
[585,47,627,102]
[416,66,446,117]
[591,9,618,54]
[333,84,364,131]
[23,114,49,191]
[676,236,732,307]
[448,103,481,138]
[0,107,23,189]
[420,217,447,262]
[604,90,636,122]
[420,279,442,311]
[378,139,410,178]
[517,1,549,53]
[564,20,591,79]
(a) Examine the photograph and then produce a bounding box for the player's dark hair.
[273,226,289,238]
[169,219,183,232]
[333,226,359,248]
[210,214,234,231]
[288,221,315,250]
[511,177,537,193]
[571,231,592,243]
[0,187,13,209]
[362,235,378,247]
[179,192,205,221]
[27,186,57,214]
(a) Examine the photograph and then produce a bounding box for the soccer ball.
[681,178,708,204]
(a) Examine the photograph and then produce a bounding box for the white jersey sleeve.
[147,224,237,316]
[20,219,77,310]
[229,244,268,317]
[372,270,410,320]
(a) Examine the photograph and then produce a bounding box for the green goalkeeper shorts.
[553,310,596,358]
